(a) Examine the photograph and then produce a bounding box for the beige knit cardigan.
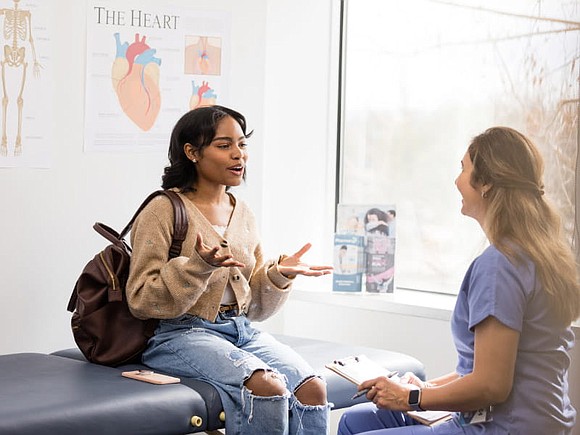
[126,192,293,322]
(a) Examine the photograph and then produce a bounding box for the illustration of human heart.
[189,80,218,109]
[111,33,161,131]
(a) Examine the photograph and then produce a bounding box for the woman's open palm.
[278,243,333,278]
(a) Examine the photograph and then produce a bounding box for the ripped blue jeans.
[142,313,330,435]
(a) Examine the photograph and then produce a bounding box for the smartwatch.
[408,388,423,411]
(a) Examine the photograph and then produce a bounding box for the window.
[338,0,579,294]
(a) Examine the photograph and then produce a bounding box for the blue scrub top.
[451,245,576,434]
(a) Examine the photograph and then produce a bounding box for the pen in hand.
[351,387,371,400]
[351,371,399,400]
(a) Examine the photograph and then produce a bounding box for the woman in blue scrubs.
[338,127,580,435]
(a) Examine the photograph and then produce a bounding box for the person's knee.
[294,376,327,406]
[244,369,287,397]
[337,412,352,435]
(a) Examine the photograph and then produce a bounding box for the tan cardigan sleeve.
[126,197,218,320]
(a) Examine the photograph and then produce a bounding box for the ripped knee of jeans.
[293,375,328,406]
[244,368,289,397]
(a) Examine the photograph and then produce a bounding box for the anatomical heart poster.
[84,1,231,152]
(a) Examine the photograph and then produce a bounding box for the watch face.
[408,388,421,405]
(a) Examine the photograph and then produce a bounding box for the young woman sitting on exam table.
[338,127,580,435]
[127,105,333,435]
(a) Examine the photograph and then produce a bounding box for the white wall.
[259,0,338,264]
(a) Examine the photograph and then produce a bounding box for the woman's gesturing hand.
[278,243,333,278]
[195,233,246,268]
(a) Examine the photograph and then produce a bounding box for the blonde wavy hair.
[469,126,580,325]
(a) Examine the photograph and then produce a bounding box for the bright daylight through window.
[338,0,579,295]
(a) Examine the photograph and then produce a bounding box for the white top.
[213,225,237,305]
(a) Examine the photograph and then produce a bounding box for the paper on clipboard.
[408,410,454,426]
[325,354,396,385]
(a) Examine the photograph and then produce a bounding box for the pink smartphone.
[122,369,180,385]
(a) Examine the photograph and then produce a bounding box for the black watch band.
[408,388,423,411]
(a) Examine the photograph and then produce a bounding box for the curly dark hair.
[161,105,253,192]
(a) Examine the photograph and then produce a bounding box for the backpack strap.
[117,190,189,258]
[163,190,188,259]
[93,223,123,245]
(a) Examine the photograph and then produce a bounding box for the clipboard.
[327,355,454,426]
[325,354,396,385]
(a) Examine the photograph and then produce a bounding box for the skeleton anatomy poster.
[0,0,51,168]
[85,1,231,152]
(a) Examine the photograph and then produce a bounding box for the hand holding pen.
[351,370,399,400]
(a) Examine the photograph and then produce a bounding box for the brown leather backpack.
[67,190,188,366]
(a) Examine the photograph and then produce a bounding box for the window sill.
[290,288,456,321]
[291,288,580,328]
